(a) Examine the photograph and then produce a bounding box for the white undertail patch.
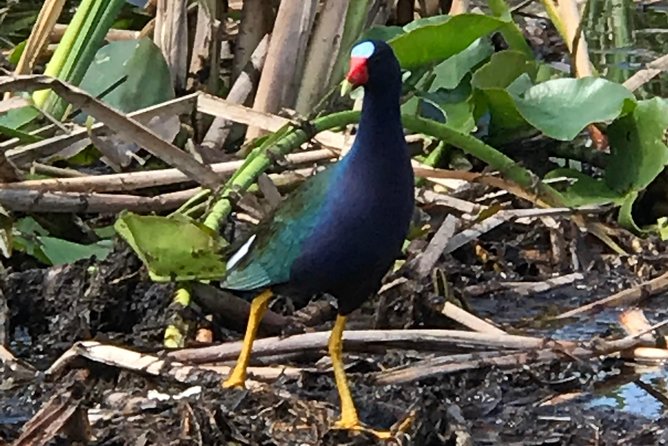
[226,234,257,270]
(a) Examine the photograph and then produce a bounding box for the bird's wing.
[222,167,335,291]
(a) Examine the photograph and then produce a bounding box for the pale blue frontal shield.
[351,41,375,58]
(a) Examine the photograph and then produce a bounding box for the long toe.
[332,419,393,440]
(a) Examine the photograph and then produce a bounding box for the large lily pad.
[389,14,504,69]
[79,37,174,113]
[514,77,636,141]
[115,212,229,282]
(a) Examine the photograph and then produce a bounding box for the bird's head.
[341,40,400,96]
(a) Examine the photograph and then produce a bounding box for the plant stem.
[487,0,534,58]
[33,0,125,118]
[539,0,569,45]
[200,110,565,232]
[403,115,565,206]
[202,111,359,230]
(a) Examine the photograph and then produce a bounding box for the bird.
[221,39,414,437]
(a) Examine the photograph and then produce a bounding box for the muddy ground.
[2,220,668,445]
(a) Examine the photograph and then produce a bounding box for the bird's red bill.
[346,57,369,86]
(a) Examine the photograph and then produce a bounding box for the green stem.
[403,115,565,205]
[487,0,534,58]
[203,111,359,230]
[538,0,569,48]
[415,140,448,187]
[201,110,565,232]
[34,0,125,118]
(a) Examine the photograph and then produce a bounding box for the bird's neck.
[348,84,405,163]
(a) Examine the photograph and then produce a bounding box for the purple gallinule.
[222,40,414,436]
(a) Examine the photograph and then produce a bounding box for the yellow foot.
[332,418,393,440]
[222,372,246,389]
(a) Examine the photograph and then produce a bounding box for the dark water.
[581,0,668,419]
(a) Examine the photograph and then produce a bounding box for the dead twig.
[415,214,458,277]
[168,328,575,364]
[0,76,221,188]
[197,93,348,151]
[1,149,335,193]
[45,341,301,387]
[191,282,295,336]
[441,302,507,334]
[375,335,648,385]
[618,309,668,363]
[465,273,584,297]
[4,93,198,167]
[623,53,668,92]
[555,271,668,320]
[0,188,197,213]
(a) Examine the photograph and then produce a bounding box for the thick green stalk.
[203,111,359,230]
[608,0,631,83]
[33,0,125,118]
[403,114,565,206]
[201,111,565,231]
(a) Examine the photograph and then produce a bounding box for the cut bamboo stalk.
[2,149,335,192]
[294,0,349,115]
[558,0,593,77]
[187,1,221,93]
[555,271,668,319]
[11,0,66,77]
[246,0,318,141]
[201,34,270,158]
[154,0,189,90]
[231,0,274,81]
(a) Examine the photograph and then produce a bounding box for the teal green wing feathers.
[222,167,336,291]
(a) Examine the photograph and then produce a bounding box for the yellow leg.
[329,314,392,440]
[222,289,273,388]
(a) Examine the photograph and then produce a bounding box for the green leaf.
[655,217,668,240]
[361,25,405,42]
[389,14,504,69]
[0,105,40,133]
[8,41,26,65]
[605,98,668,194]
[618,191,641,232]
[0,123,41,143]
[402,15,450,32]
[79,37,174,113]
[11,217,111,265]
[471,50,537,135]
[115,212,229,282]
[545,168,624,207]
[421,80,476,133]
[472,50,537,89]
[38,237,113,265]
[514,77,636,141]
[431,38,494,91]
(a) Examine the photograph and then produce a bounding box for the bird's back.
[224,38,414,314]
